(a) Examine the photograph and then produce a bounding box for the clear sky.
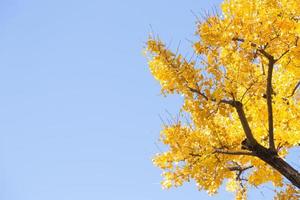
[0,0,284,199]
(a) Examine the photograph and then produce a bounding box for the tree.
[145,0,300,199]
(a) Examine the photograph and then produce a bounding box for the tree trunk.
[250,144,300,189]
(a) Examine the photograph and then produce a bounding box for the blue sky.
[0,0,284,199]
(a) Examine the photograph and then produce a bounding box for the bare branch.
[188,87,236,106]
[274,37,298,63]
[188,87,208,100]
[275,49,290,62]
[228,164,253,181]
[267,58,276,152]
[287,81,300,98]
[241,81,256,101]
[228,165,254,171]
[261,62,265,75]
[234,102,258,146]
[214,148,254,156]
[189,153,202,157]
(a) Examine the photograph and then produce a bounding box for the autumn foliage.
[145,0,300,199]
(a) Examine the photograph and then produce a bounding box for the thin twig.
[287,81,300,98]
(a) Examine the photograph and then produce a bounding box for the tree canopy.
[145,0,300,199]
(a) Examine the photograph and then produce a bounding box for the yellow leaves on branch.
[152,124,235,194]
[146,39,201,96]
[248,164,283,187]
[274,185,300,200]
[226,179,247,200]
[146,0,300,199]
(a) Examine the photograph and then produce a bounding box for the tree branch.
[188,87,208,100]
[188,87,258,146]
[214,148,254,156]
[287,81,300,98]
[233,101,258,146]
[275,49,290,62]
[267,58,276,152]
[273,36,298,63]
[233,36,299,152]
[188,87,236,106]
[228,164,253,181]
[228,165,253,172]
[232,37,274,60]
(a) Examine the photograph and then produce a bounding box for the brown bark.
[233,101,300,189]
[189,86,300,189]
[244,142,300,189]
[266,58,276,152]
[233,101,258,146]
